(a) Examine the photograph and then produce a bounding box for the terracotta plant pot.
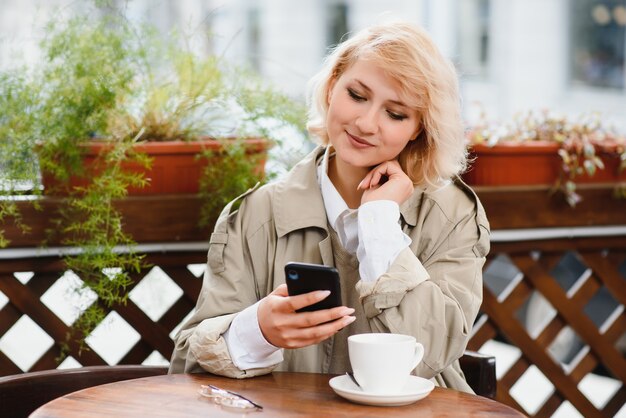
[463,142,626,186]
[41,138,269,195]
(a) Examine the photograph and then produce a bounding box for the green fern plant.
[57,135,151,352]
[35,17,150,351]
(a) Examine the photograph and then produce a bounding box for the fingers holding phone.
[257,285,355,349]
[257,263,356,349]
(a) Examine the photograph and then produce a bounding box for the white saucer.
[329,375,434,407]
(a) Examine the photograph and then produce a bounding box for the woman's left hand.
[358,160,414,205]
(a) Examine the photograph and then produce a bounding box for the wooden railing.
[1,184,625,417]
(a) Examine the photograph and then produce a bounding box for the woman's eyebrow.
[355,79,408,108]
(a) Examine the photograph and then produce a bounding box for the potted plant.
[464,110,626,206]
[0,11,305,351]
[36,16,303,191]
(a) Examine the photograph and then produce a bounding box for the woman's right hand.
[257,284,356,349]
[358,160,414,206]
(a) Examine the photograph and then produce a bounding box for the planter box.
[463,142,625,186]
[42,138,269,195]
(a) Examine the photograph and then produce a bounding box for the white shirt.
[224,148,412,369]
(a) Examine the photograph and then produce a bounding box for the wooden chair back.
[0,365,168,418]
[459,351,497,399]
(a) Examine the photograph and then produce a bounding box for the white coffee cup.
[348,333,424,395]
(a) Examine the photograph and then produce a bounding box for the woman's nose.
[355,107,378,134]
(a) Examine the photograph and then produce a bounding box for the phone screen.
[284,262,342,312]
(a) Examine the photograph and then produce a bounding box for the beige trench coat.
[169,146,490,392]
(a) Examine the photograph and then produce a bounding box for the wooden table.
[30,372,525,417]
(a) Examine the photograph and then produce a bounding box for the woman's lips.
[346,131,374,148]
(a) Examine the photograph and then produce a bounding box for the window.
[326,2,349,49]
[570,0,626,90]
[456,0,491,78]
[247,7,261,71]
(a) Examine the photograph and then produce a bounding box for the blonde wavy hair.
[306,21,467,186]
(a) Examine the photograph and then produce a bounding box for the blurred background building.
[208,0,626,127]
[1,0,625,127]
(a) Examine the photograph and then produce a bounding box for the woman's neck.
[328,155,368,209]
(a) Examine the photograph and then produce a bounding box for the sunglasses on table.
[199,384,263,412]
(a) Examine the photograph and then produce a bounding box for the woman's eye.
[347,88,365,102]
[387,111,407,121]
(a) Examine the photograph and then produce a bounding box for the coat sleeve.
[169,186,278,378]
[356,192,490,379]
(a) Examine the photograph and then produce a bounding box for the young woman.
[170,21,490,393]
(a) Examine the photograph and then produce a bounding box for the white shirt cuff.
[357,200,412,282]
[224,301,284,370]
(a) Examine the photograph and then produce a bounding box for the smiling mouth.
[346,131,374,148]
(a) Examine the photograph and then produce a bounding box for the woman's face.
[326,60,420,170]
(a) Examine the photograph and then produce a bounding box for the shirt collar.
[317,147,353,231]
[316,145,425,229]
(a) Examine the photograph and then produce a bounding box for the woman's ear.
[410,123,423,141]
[326,77,337,105]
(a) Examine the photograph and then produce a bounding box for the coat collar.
[400,187,422,227]
[273,146,329,237]
[272,145,424,237]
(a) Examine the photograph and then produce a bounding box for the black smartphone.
[284,262,342,312]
